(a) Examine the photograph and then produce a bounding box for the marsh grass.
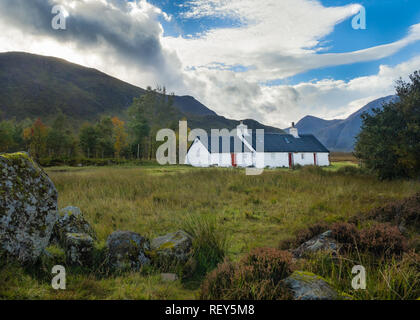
[1,162,419,299]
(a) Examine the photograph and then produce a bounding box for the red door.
[313,153,317,166]
[231,153,237,167]
[288,153,293,168]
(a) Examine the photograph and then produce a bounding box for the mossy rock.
[0,152,58,263]
[65,232,94,266]
[51,206,96,246]
[106,231,150,272]
[283,271,339,300]
[149,230,192,267]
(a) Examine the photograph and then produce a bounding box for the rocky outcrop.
[293,230,339,258]
[106,231,150,271]
[150,230,192,265]
[65,233,94,266]
[284,271,339,300]
[51,206,96,245]
[0,152,58,263]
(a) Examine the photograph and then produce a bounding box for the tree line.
[0,87,180,162]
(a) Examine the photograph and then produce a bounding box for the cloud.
[0,0,182,88]
[0,0,419,130]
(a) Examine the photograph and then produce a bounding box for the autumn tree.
[112,116,127,159]
[23,118,48,159]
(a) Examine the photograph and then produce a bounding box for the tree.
[355,71,420,179]
[46,112,73,157]
[127,86,178,159]
[96,116,115,158]
[112,116,127,159]
[0,120,14,152]
[23,118,48,159]
[79,123,98,158]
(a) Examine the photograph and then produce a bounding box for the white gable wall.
[185,139,211,167]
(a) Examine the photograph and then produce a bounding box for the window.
[301,153,305,160]
[271,153,275,160]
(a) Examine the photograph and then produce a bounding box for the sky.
[1,0,420,128]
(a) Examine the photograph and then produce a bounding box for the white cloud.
[0,0,419,130]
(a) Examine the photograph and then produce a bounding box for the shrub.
[363,193,420,232]
[331,222,360,250]
[279,222,330,250]
[240,247,293,283]
[200,248,294,300]
[359,223,407,257]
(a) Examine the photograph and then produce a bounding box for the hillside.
[292,95,398,151]
[0,52,282,133]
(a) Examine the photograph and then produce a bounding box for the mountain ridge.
[0,51,282,133]
[290,95,398,151]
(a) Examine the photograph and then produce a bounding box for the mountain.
[0,52,282,133]
[291,95,398,151]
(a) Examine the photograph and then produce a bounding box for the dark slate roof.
[197,133,329,153]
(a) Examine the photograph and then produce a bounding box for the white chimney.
[237,121,250,137]
[289,122,299,138]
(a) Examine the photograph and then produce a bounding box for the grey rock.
[51,206,96,245]
[293,230,339,258]
[0,152,58,263]
[65,232,94,266]
[106,231,150,271]
[161,273,178,282]
[150,230,192,265]
[284,271,339,300]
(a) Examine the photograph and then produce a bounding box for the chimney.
[289,122,299,138]
[237,121,249,137]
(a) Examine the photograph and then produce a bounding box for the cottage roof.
[197,133,329,153]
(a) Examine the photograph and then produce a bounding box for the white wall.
[254,152,289,168]
[185,139,211,167]
[186,140,330,168]
[316,153,330,166]
[293,153,315,166]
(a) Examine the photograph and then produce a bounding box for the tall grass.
[1,163,419,299]
[181,214,228,280]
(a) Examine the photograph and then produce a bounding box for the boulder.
[0,152,58,263]
[284,271,339,300]
[51,206,96,245]
[65,233,94,266]
[150,230,192,265]
[293,230,339,258]
[161,273,178,282]
[106,231,150,271]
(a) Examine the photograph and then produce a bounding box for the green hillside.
[0,52,282,133]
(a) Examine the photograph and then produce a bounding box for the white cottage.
[185,122,330,168]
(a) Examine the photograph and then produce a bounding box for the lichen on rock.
[65,232,94,266]
[51,206,96,245]
[0,152,58,263]
[283,270,339,300]
[293,230,340,258]
[106,231,150,272]
[150,230,192,266]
